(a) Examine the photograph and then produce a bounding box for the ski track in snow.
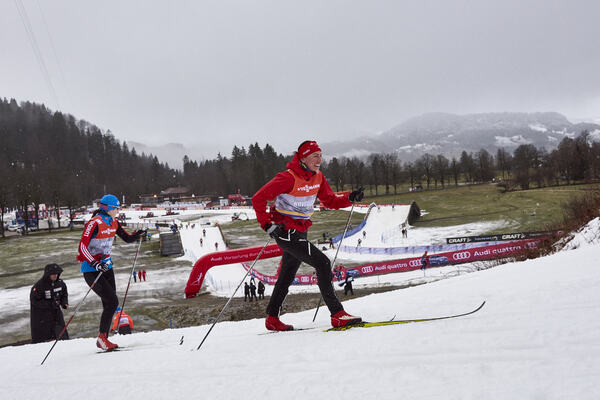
[2,208,600,399]
[1,234,599,399]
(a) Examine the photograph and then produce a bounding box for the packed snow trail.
[2,228,599,399]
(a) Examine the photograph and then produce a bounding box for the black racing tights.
[267,229,343,317]
[83,269,118,335]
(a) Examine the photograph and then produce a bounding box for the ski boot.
[331,310,362,327]
[96,333,118,351]
[265,315,293,331]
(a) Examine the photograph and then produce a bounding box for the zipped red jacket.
[252,153,351,232]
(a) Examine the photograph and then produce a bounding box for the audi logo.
[452,251,471,261]
[409,260,421,267]
[362,266,374,273]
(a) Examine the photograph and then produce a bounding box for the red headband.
[298,141,322,158]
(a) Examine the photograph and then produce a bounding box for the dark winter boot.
[96,333,118,351]
[265,315,293,331]
[331,310,362,327]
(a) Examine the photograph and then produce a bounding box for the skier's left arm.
[116,221,144,243]
[317,176,352,209]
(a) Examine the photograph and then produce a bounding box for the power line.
[35,0,69,105]
[13,0,61,109]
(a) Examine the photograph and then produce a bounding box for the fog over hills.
[131,112,600,168]
[321,112,600,161]
[127,142,206,170]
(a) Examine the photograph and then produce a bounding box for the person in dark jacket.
[250,281,258,302]
[30,263,69,343]
[252,140,363,331]
[342,274,354,296]
[257,281,265,300]
[244,282,250,302]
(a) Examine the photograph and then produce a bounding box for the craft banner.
[446,231,555,244]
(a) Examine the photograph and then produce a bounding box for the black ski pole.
[41,270,105,365]
[113,237,143,334]
[196,238,272,350]
[312,201,356,322]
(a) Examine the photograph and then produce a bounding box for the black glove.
[264,223,285,239]
[91,259,110,272]
[349,187,364,202]
[135,229,146,239]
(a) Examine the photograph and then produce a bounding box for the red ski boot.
[265,315,293,331]
[331,310,362,328]
[96,333,118,351]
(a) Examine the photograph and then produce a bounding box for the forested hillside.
[2,98,599,219]
[0,98,176,214]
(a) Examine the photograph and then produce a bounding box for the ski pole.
[113,237,143,334]
[197,238,272,351]
[41,270,105,365]
[312,201,356,322]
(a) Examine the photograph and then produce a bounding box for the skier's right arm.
[251,172,294,230]
[77,219,99,263]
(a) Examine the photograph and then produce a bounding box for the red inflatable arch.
[184,243,282,298]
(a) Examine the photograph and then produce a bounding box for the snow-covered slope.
[2,221,599,400]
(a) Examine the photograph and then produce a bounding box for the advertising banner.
[446,231,554,244]
[185,239,540,297]
[339,240,519,256]
[338,240,540,278]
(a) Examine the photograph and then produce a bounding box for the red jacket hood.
[286,153,316,180]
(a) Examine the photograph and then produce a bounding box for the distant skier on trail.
[112,307,133,335]
[252,140,364,331]
[77,194,144,351]
[421,251,430,275]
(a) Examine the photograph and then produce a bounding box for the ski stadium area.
[1,206,599,399]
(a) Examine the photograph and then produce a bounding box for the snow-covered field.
[1,218,599,399]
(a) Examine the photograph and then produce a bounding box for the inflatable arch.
[184,243,282,298]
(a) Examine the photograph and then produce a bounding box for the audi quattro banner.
[446,231,554,244]
[338,240,540,278]
[339,240,518,255]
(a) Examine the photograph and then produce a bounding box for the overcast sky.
[2,0,600,158]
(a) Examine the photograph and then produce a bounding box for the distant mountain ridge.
[322,112,600,161]
[127,141,206,169]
